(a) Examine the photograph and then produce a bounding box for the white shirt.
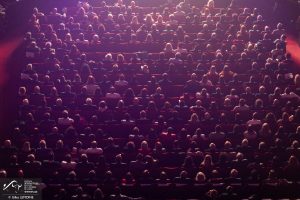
[61,161,77,170]
[247,119,262,126]
[86,147,103,155]
[58,117,74,126]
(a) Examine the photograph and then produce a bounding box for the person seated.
[173,170,193,185]
[76,154,95,177]
[138,141,152,155]
[110,154,128,179]
[122,172,137,189]
[156,171,171,185]
[129,153,146,177]
[208,125,225,146]
[23,154,42,177]
[36,140,53,161]
[121,113,135,125]
[128,97,143,119]
[139,169,155,185]
[184,73,200,93]
[115,73,129,87]
[105,87,121,100]
[86,141,103,155]
[219,65,235,83]
[30,85,45,106]
[81,98,97,112]
[84,75,100,96]
[194,171,207,184]
[225,168,242,184]
[200,74,213,87]
[61,154,77,171]
[58,110,74,126]
[233,98,250,113]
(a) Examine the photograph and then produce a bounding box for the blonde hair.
[195,172,206,182]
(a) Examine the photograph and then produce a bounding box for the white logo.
[3,180,22,193]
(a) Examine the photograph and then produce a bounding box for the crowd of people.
[1,0,300,199]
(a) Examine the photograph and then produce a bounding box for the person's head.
[27,154,35,162]
[22,141,31,151]
[261,122,270,132]
[54,138,63,148]
[3,140,12,148]
[85,97,93,105]
[224,98,231,107]
[125,141,135,151]
[190,113,199,122]
[230,168,238,178]
[164,43,173,52]
[145,33,153,43]
[145,14,154,24]
[241,138,248,147]
[288,155,299,166]
[115,154,123,163]
[0,170,7,178]
[91,141,98,148]
[265,112,276,122]
[140,140,149,150]
[254,99,264,108]
[224,140,232,149]
[119,73,125,81]
[39,140,46,149]
[19,86,27,96]
[154,141,163,150]
[191,73,197,81]
[93,188,104,200]
[195,171,206,183]
[179,170,188,179]
[203,154,212,165]
[62,110,69,118]
[209,143,216,151]
[291,140,299,149]
[239,98,246,106]
[109,86,116,93]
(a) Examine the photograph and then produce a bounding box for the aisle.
[0,37,22,87]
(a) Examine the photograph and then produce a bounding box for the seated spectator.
[86,141,103,155]
[105,87,121,99]
[184,73,200,93]
[243,125,258,141]
[138,141,152,155]
[173,170,193,185]
[208,125,225,145]
[61,154,77,170]
[84,75,100,96]
[36,140,53,161]
[233,98,250,113]
[58,110,74,126]
[247,112,262,127]
[219,65,235,83]
[195,171,207,184]
[115,74,129,87]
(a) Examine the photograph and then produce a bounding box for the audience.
[1,0,300,199]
